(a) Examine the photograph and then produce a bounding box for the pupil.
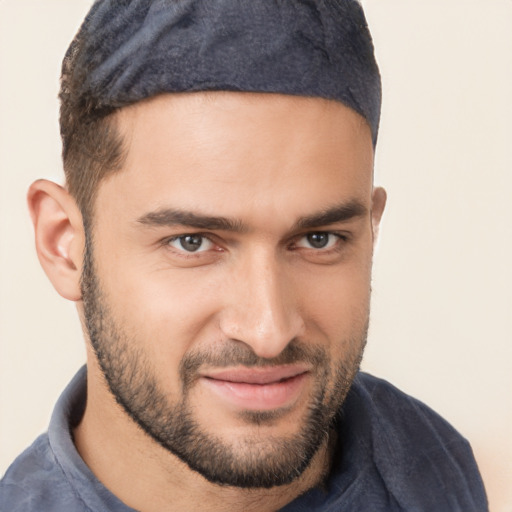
[308,233,329,249]
[180,235,203,252]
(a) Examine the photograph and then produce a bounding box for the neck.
[73,359,333,512]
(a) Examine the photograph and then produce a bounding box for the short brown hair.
[59,35,126,220]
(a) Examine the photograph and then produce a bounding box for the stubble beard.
[80,236,368,489]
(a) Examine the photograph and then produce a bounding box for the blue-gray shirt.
[0,368,488,511]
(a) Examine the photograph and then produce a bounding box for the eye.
[296,232,340,250]
[167,234,214,253]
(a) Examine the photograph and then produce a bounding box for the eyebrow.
[293,201,367,230]
[136,200,367,233]
[137,209,247,232]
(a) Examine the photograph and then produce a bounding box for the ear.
[370,186,387,243]
[27,180,85,301]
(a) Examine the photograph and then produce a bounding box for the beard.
[80,236,367,489]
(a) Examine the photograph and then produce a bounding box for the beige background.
[1,1,511,510]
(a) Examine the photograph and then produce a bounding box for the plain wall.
[1,1,511,510]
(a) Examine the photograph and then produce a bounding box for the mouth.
[200,365,311,411]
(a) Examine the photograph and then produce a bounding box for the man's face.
[81,92,381,488]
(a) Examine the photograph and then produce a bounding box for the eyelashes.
[163,231,349,259]
[294,232,345,251]
[167,234,216,253]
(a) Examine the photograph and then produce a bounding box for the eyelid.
[160,230,349,256]
[292,231,349,251]
[163,233,217,254]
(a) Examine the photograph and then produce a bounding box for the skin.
[28,92,386,512]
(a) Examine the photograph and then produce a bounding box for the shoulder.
[0,434,86,512]
[341,372,488,511]
[350,372,474,451]
[351,372,464,438]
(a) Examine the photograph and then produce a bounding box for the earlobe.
[27,180,85,302]
[370,186,387,243]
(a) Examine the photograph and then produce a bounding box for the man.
[0,0,488,511]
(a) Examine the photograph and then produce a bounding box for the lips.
[200,365,310,411]
[204,365,309,384]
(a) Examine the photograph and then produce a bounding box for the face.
[81,92,383,488]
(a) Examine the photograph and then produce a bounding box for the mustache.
[179,339,328,387]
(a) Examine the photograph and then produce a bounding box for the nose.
[219,250,305,360]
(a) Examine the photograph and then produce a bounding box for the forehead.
[96,92,374,226]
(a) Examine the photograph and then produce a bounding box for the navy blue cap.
[65,0,381,144]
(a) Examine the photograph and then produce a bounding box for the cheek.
[99,260,226,367]
[93,222,373,372]
[299,253,372,339]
